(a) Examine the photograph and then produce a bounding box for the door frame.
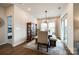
[61,13,68,45]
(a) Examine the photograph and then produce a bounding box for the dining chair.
[37,31,49,52]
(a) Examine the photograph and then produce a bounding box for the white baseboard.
[13,39,26,47]
[0,42,7,45]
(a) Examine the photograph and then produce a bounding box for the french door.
[61,15,68,45]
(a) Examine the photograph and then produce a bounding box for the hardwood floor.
[0,43,46,55]
[0,41,72,55]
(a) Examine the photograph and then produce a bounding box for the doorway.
[61,14,68,45]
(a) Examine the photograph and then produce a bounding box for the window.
[61,15,68,45]
[40,22,55,35]
[48,22,55,35]
[8,16,12,33]
[41,23,47,31]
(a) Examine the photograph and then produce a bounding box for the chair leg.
[37,43,39,50]
[47,45,48,52]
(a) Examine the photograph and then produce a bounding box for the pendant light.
[43,10,48,23]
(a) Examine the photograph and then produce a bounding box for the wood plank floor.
[0,41,72,55]
[0,43,46,55]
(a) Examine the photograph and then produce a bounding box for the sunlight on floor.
[24,39,67,55]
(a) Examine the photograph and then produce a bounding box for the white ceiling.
[15,3,67,18]
[0,3,67,18]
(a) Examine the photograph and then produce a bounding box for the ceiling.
[0,3,67,18]
[15,3,67,18]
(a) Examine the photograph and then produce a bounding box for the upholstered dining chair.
[37,31,49,52]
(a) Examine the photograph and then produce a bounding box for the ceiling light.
[43,10,48,23]
[27,8,31,11]
[58,7,61,10]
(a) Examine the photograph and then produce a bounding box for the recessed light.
[58,7,61,10]
[27,8,31,11]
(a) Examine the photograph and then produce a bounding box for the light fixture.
[58,6,61,10]
[27,8,31,11]
[43,10,48,23]
[43,10,48,31]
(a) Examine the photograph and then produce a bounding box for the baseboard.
[63,42,73,55]
[13,39,26,47]
[0,42,7,45]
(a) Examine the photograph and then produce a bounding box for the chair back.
[38,31,48,44]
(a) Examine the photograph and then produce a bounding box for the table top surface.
[50,37,57,40]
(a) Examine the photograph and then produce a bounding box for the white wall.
[0,5,36,47]
[13,5,32,46]
[0,7,7,45]
[5,5,14,45]
[61,4,74,54]
[0,5,14,45]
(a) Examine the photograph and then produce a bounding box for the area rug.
[74,42,79,55]
[24,40,67,55]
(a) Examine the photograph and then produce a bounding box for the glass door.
[64,19,68,45]
[61,15,68,45]
[48,22,55,35]
[61,19,65,41]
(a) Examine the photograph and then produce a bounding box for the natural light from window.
[41,22,55,35]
